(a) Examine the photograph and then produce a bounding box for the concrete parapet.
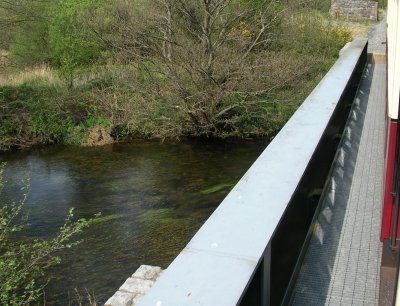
[105,265,163,306]
[134,38,368,306]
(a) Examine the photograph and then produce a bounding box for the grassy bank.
[0,1,355,151]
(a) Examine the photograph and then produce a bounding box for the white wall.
[387,0,400,120]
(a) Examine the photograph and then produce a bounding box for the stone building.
[330,0,378,20]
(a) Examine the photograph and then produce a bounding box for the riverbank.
[0,51,341,150]
[0,3,356,151]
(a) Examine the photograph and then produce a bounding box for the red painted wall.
[381,120,398,241]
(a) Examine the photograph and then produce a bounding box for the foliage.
[9,19,50,66]
[100,0,286,136]
[0,79,108,149]
[48,0,106,87]
[0,0,352,148]
[64,117,111,145]
[273,13,351,57]
[330,26,352,47]
[0,82,73,149]
[1,0,106,85]
[378,0,388,8]
[1,1,51,65]
[95,0,350,138]
[0,164,98,305]
[285,0,331,13]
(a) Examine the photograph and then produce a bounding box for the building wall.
[330,0,378,21]
[387,0,400,119]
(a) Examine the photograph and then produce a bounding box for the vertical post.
[262,243,271,306]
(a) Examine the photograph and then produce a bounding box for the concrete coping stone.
[132,265,163,281]
[105,265,163,306]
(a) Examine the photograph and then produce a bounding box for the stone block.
[132,265,163,281]
[131,293,145,305]
[106,265,163,306]
[104,291,137,306]
[119,277,155,295]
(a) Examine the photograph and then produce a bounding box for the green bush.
[0,164,98,305]
[48,0,106,87]
[0,82,72,148]
[377,0,388,8]
[64,117,110,145]
[7,1,52,66]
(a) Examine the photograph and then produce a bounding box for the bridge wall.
[134,39,368,306]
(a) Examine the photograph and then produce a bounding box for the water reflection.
[0,140,265,304]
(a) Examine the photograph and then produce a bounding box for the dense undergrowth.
[0,0,353,150]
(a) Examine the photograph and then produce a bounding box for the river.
[0,140,265,304]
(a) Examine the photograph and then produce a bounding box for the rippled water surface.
[0,140,266,304]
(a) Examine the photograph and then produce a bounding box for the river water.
[0,140,265,304]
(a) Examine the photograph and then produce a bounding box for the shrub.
[48,0,107,87]
[0,164,98,305]
[6,1,52,67]
[378,0,388,8]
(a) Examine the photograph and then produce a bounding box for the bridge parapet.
[136,38,368,306]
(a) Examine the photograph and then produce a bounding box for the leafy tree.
[0,164,98,305]
[48,0,106,87]
[102,0,289,136]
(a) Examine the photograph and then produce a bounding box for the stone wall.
[331,0,378,21]
[105,265,163,306]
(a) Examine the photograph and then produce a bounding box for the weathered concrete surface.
[105,265,163,306]
[331,0,378,21]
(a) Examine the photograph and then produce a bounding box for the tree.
[48,0,106,87]
[101,0,290,137]
[0,0,51,64]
